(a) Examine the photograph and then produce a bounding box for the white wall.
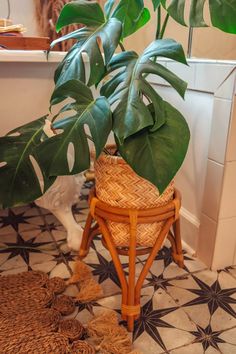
[0,59,56,135]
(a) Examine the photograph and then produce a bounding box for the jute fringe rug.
[0,266,141,353]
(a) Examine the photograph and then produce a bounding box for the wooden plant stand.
[79,188,184,332]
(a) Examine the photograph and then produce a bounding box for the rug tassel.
[87,310,133,353]
[66,260,103,303]
[76,278,103,303]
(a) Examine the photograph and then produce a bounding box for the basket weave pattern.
[95,154,174,247]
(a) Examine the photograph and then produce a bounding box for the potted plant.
[0,0,235,248]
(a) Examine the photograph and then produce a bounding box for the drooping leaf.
[161,0,236,33]
[38,80,112,177]
[117,102,190,193]
[209,0,236,34]
[189,0,207,27]
[101,39,187,143]
[104,0,116,18]
[111,0,151,38]
[50,78,93,107]
[0,117,55,208]
[51,1,122,90]
[152,0,161,10]
[56,0,105,31]
[162,0,187,26]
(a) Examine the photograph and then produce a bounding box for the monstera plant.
[0,0,235,208]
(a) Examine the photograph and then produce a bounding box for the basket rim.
[97,152,127,165]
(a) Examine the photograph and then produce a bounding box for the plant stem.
[187,27,194,58]
[119,41,126,52]
[160,13,170,39]
[85,133,111,155]
[155,5,161,39]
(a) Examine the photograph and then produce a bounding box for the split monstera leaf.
[0,0,235,208]
[160,0,236,34]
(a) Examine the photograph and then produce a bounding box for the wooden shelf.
[0,36,50,50]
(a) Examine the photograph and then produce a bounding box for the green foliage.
[152,0,161,10]
[52,1,122,88]
[209,0,236,34]
[118,102,190,193]
[42,80,112,176]
[0,118,55,208]
[110,0,151,38]
[56,0,105,30]
[0,0,235,208]
[104,0,116,18]
[101,39,187,143]
[161,0,236,33]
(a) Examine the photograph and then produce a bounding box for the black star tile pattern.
[1,181,236,354]
[0,232,51,265]
[191,324,225,351]
[0,208,34,232]
[146,273,173,292]
[153,245,197,273]
[75,300,102,315]
[133,297,177,351]
[87,250,129,287]
[183,274,236,318]
[52,251,75,265]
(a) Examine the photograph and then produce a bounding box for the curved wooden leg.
[96,216,128,320]
[79,212,94,258]
[135,218,175,304]
[167,231,178,260]
[126,211,138,332]
[172,218,184,268]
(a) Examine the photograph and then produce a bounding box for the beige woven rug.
[0,271,95,354]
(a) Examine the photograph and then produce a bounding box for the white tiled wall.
[194,64,235,93]
[198,213,217,267]
[212,216,236,270]
[208,98,233,164]
[226,98,236,161]
[198,68,236,269]
[201,160,224,221]
[151,60,236,268]
[219,161,236,219]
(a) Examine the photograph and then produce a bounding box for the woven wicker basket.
[95,151,174,247]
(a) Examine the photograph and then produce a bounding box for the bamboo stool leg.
[125,211,138,332]
[172,218,184,268]
[96,216,129,319]
[135,218,175,304]
[79,212,94,257]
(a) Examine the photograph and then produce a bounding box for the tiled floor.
[1,182,236,354]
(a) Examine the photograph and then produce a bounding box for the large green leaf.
[117,102,190,193]
[51,1,122,90]
[56,0,105,31]
[111,0,151,38]
[101,39,187,143]
[38,80,112,177]
[161,0,236,33]
[0,117,55,208]
[209,0,236,34]
[50,78,93,108]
